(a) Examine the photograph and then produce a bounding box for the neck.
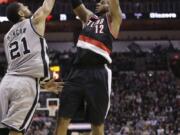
[19,17,26,22]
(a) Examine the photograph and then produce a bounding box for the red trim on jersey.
[79,35,111,54]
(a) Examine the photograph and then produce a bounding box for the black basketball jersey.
[74,14,114,66]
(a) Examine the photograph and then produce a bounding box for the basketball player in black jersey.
[56,0,122,135]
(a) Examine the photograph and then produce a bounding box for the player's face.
[96,0,109,15]
[18,3,32,19]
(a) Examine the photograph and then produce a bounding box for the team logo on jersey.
[87,18,105,34]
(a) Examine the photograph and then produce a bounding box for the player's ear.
[18,10,24,18]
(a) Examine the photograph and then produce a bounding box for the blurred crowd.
[26,111,56,135]
[106,71,180,135]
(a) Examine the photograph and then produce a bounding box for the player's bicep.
[32,0,54,24]
[108,0,122,38]
[32,7,44,24]
[109,0,122,20]
[73,4,93,23]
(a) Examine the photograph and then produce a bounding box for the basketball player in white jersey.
[0,0,55,135]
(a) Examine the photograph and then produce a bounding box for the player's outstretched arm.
[31,0,55,36]
[108,0,122,38]
[33,0,55,22]
[69,0,93,23]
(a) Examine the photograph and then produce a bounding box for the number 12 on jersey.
[9,37,30,60]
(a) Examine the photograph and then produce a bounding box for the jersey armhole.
[29,18,44,38]
[106,13,119,39]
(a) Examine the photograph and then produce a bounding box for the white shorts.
[0,74,39,133]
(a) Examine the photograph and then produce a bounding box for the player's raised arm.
[31,0,55,36]
[33,0,55,22]
[108,0,122,38]
[69,0,93,23]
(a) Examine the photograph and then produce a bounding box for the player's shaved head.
[96,0,109,16]
[6,2,21,23]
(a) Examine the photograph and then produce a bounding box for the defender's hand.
[41,79,64,94]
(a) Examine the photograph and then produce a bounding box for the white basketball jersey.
[4,19,50,80]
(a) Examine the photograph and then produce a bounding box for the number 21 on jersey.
[9,37,30,60]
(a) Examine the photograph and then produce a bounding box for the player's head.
[96,0,109,16]
[6,2,32,24]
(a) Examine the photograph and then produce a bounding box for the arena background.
[0,0,180,134]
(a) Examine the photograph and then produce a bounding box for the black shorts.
[59,64,112,125]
